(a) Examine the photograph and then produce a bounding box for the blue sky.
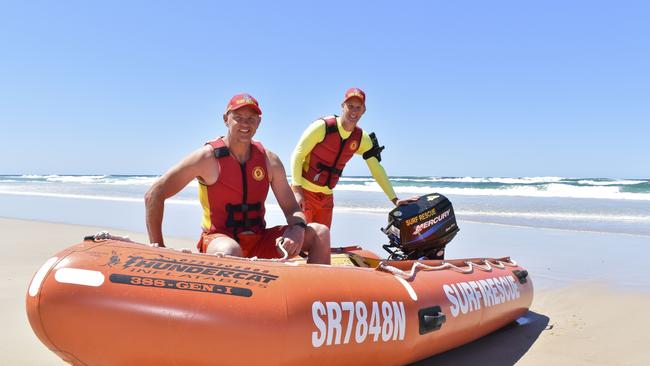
[1,1,648,178]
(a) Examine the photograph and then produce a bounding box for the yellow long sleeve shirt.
[291,116,397,201]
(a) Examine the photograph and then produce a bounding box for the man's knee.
[307,223,330,245]
[206,237,243,257]
[304,223,331,264]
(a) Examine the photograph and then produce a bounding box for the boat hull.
[27,240,533,365]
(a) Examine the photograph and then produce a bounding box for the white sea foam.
[430,177,487,183]
[391,178,437,182]
[486,176,566,184]
[45,175,107,183]
[102,176,159,186]
[338,177,374,182]
[11,175,159,186]
[3,190,650,224]
[0,190,198,205]
[576,179,646,186]
[385,176,567,184]
[3,175,650,201]
[305,203,650,222]
[5,175,648,190]
[421,176,567,184]
[4,189,648,224]
[334,182,650,201]
[456,210,650,223]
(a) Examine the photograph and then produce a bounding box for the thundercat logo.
[121,255,278,285]
[412,209,451,236]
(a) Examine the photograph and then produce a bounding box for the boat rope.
[84,232,517,274]
[378,258,519,281]
[211,239,292,263]
[85,231,135,243]
[85,231,295,261]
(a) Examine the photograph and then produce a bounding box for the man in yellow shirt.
[291,88,413,228]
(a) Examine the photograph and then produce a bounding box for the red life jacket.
[199,137,269,240]
[302,116,362,189]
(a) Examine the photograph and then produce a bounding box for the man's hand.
[292,185,305,210]
[392,196,418,206]
[276,225,305,257]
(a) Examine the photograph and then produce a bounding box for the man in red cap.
[290,88,414,228]
[145,93,331,264]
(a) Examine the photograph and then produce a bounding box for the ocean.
[1,175,649,237]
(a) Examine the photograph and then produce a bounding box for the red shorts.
[197,225,288,259]
[303,189,334,228]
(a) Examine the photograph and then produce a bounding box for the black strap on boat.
[362,132,385,162]
[418,306,446,334]
[512,269,529,284]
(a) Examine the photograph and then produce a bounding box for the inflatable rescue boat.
[26,194,533,365]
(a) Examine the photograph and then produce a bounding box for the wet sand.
[2,217,649,365]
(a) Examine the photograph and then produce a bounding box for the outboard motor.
[381,193,459,260]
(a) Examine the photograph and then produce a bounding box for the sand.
[2,217,649,365]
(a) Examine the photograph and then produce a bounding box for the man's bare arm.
[266,149,307,257]
[145,145,217,246]
[267,150,306,224]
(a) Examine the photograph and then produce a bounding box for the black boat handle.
[419,306,446,334]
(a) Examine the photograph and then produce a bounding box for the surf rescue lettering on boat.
[311,301,406,347]
[443,275,520,317]
[412,209,451,236]
[121,255,278,284]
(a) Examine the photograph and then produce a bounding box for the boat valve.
[513,270,529,284]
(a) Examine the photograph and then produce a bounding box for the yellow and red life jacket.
[302,116,362,189]
[198,137,269,240]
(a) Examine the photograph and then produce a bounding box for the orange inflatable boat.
[26,236,533,365]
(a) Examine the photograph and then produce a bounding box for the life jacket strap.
[362,132,385,162]
[225,202,264,228]
[325,123,338,134]
[226,217,263,228]
[214,146,230,158]
[226,202,262,213]
[316,162,343,175]
[322,115,339,135]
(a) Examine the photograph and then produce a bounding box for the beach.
[4,211,649,365]
[4,0,649,363]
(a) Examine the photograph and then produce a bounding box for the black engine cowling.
[382,193,459,260]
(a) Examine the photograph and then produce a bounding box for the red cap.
[226,93,262,115]
[343,87,366,104]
